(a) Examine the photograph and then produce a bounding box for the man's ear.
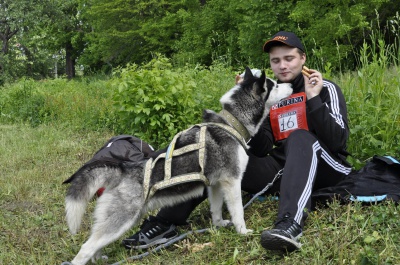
[301,53,306,64]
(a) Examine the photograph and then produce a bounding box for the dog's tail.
[64,161,124,234]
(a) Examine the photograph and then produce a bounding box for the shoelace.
[274,218,293,230]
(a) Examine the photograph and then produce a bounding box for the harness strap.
[142,157,154,202]
[142,122,248,201]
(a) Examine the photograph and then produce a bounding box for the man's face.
[269,46,306,83]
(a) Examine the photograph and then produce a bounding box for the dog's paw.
[214,219,232,228]
[239,228,253,235]
[90,250,107,264]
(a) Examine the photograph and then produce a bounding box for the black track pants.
[157,129,351,227]
[275,129,351,226]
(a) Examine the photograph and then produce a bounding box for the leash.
[243,169,283,209]
[61,170,283,265]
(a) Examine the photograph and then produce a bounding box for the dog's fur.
[64,68,292,265]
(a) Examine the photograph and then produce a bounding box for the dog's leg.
[70,192,144,265]
[220,178,253,234]
[208,182,231,228]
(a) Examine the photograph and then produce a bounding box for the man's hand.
[303,68,323,99]
[235,74,243,84]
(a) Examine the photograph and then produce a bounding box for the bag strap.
[373,155,400,166]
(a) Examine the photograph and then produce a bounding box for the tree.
[0,1,43,80]
[78,0,194,72]
[0,1,24,55]
[172,0,298,69]
[289,0,392,71]
[41,0,86,79]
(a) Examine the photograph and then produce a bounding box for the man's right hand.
[235,74,243,84]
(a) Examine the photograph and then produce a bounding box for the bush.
[111,56,237,148]
[112,56,202,148]
[0,78,49,126]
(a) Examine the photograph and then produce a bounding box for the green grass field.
[0,124,399,264]
[1,55,399,264]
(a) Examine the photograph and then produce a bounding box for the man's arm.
[307,80,349,154]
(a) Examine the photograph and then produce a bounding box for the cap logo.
[273,36,288,41]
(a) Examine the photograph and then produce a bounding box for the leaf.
[162,113,172,122]
[232,247,239,261]
[364,235,375,244]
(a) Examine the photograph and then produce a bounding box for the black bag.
[63,135,154,184]
[82,135,154,166]
[312,155,400,204]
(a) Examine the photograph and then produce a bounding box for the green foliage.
[289,0,394,72]
[111,55,237,148]
[234,0,297,69]
[172,0,296,69]
[0,76,115,131]
[173,0,238,67]
[0,78,49,126]
[112,56,201,148]
[79,0,192,70]
[2,0,400,79]
[341,39,400,166]
[0,0,54,82]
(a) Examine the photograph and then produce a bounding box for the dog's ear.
[258,70,266,91]
[265,77,276,96]
[250,70,267,99]
[243,67,254,82]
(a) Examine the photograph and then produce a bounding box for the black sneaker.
[122,216,178,249]
[260,215,302,252]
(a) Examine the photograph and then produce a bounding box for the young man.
[122,31,352,252]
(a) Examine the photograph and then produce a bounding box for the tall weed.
[340,36,400,167]
[0,77,115,131]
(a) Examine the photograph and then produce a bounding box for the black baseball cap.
[263,31,305,53]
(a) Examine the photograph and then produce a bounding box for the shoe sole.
[260,232,302,252]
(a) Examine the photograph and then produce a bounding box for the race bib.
[269,92,309,141]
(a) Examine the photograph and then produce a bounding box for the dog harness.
[142,122,248,201]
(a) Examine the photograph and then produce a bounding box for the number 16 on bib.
[270,92,309,141]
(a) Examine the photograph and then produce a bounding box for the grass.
[0,124,114,264]
[0,123,399,264]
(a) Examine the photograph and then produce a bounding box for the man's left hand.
[303,69,323,99]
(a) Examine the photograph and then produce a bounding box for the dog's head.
[219,67,292,137]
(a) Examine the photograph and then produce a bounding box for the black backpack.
[63,135,154,184]
[312,155,400,204]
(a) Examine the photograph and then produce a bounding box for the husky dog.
[63,67,292,265]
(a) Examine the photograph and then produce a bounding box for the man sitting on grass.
[122,31,352,252]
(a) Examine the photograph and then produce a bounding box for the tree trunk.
[1,36,9,54]
[65,41,75,79]
[0,26,18,54]
[19,44,33,77]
